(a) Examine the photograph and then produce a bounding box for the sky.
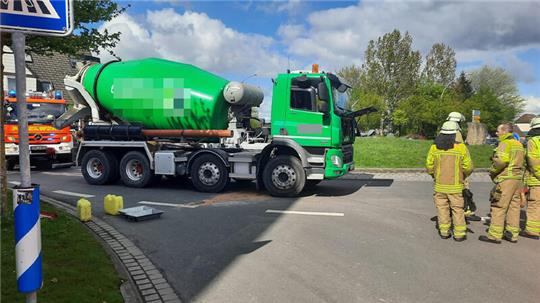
[97,0,540,118]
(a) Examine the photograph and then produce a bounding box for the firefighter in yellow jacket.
[522,117,540,240]
[480,123,525,244]
[447,112,481,221]
[426,121,473,241]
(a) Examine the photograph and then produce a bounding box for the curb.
[41,195,182,303]
[352,168,490,173]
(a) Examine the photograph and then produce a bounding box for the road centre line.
[52,190,95,198]
[138,201,199,209]
[265,210,344,217]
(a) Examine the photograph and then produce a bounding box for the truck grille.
[343,144,353,163]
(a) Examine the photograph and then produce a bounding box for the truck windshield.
[333,89,352,111]
[4,102,66,124]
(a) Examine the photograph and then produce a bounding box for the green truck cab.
[270,71,365,180]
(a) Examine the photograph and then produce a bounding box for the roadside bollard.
[13,185,43,294]
[77,198,92,222]
[104,195,124,215]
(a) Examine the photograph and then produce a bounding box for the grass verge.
[1,191,123,303]
[354,137,494,168]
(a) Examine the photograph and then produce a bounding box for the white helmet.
[440,121,460,134]
[447,112,466,123]
[530,117,540,129]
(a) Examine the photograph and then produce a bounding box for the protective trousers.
[434,192,466,238]
[488,179,522,240]
[526,186,540,236]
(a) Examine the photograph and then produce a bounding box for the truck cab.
[270,68,363,181]
[4,90,74,170]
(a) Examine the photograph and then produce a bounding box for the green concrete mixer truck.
[55,58,375,197]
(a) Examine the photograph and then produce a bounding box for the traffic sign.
[0,0,74,36]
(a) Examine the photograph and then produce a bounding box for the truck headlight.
[331,155,342,167]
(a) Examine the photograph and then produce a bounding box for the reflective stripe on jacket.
[525,136,540,186]
[426,143,473,194]
[489,133,525,183]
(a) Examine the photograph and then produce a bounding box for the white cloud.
[525,96,540,114]
[99,9,290,77]
[282,1,540,71]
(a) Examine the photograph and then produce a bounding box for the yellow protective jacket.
[525,136,540,186]
[426,143,473,194]
[489,133,525,183]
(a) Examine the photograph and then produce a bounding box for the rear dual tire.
[81,150,119,185]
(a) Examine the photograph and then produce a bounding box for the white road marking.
[138,201,199,209]
[9,181,21,185]
[265,210,344,217]
[41,171,81,177]
[52,190,94,198]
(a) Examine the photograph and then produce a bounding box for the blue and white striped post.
[13,185,42,295]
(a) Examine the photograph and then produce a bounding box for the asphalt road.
[7,167,540,303]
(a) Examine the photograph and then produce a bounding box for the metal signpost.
[0,1,74,302]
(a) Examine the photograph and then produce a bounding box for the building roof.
[515,113,536,124]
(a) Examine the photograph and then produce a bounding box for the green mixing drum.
[81,58,230,130]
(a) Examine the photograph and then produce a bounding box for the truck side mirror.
[317,82,329,101]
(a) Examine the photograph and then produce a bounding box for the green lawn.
[354,137,494,168]
[1,192,123,303]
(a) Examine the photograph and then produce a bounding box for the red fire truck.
[4,90,73,170]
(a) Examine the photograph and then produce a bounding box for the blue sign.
[0,0,73,36]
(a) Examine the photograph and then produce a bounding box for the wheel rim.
[198,162,220,186]
[126,159,143,181]
[87,157,104,179]
[271,164,296,190]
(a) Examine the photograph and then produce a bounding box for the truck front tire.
[120,151,153,188]
[190,154,229,193]
[81,150,118,185]
[263,155,306,197]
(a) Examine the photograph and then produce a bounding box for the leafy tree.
[454,71,474,101]
[360,29,421,134]
[423,43,456,85]
[468,65,524,115]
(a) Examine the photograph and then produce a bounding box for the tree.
[468,65,524,114]
[1,0,127,56]
[423,43,456,85]
[0,0,127,216]
[454,71,473,101]
[360,29,421,134]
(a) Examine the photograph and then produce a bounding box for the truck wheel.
[190,154,229,193]
[120,151,153,188]
[81,150,117,185]
[263,155,306,197]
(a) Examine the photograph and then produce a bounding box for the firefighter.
[426,121,473,241]
[522,117,540,240]
[446,112,481,221]
[480,123,525,244]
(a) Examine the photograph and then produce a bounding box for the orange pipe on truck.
[141,129,233,138]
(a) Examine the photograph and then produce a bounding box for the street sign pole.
[12,33,31,189]
[1,2,74,301]
[12,31,38,303]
